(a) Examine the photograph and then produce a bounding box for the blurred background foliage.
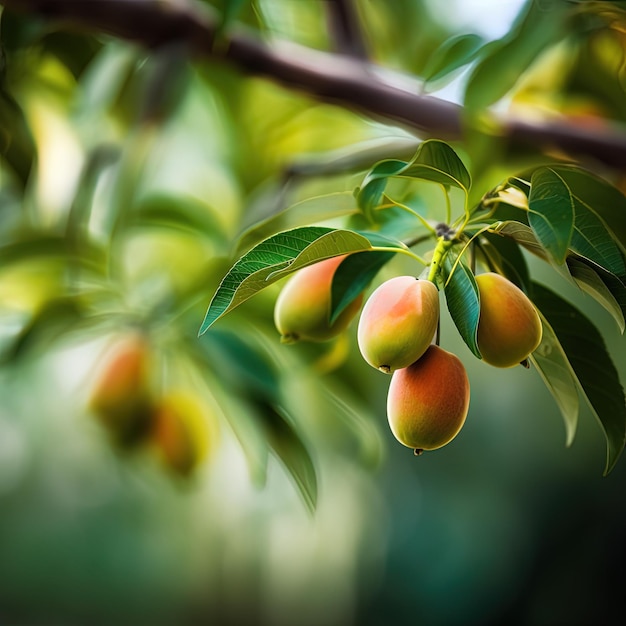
[1,0,626,624]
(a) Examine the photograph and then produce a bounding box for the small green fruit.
[387,345,470,452]
[476,272,542,368]
[274,255,362,343]
[357,276,439,373]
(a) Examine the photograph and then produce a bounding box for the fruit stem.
[371,246,428,266]
[392,200,437,235]
[427,236,452,283]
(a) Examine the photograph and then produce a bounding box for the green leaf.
[464,0,568,109]
[330,250,396,324]
[202,330,281,400]
[479,230,531,293]
[442,252,481,358]
[132,193,227,239]
[357,159,408,216]
[319,385,384,469]
[67,145,121,244]
[532,283,626,475]
[221,0,249,29]
[187,336,270,486]
[504,165,626,280]
[198,227,373,334]
[402,139,471,192]
[266,230,374,280]
[555,165,626,247]
[529,313,580,447]
[0,235,107,275]
[236,191,359,255]
[356,140,471,217]
[357,230,411,249]
[588,264,626,327]
[506,165,626,278]
[0,84,36,185]
[569,194,626,281]
[192,330,318,507]
[488,184,531,225]
[567,258,625,333]
[1,297,85,364]
[492,220,548,261]
[422,33,484,85]
[528,168,574,265]
[260,402,318,513]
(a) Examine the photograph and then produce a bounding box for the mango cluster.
[273,255,542,455]
[357,276,469,452]
[88,333,213,476]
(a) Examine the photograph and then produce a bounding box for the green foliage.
[204,138,626,475]
[528,168,574,264]
[532,283,626,475]
[529,312,580,447]
[3,1,626,624]
[0,7,390,512]
[330,250,396,324]
[464,0,569,109]
[568,257,625,332]
[356,139,471,222]
[1,0,626,540]
[421,34,484,87]
[441,251,481,359]
[199,227,391,334]
[478,230,531,292]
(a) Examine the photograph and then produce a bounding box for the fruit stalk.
[427,236,453,283]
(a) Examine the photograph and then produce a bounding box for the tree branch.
[3,0,626,169]
[324,0,369,60]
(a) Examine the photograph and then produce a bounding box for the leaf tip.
[603,443,625,476]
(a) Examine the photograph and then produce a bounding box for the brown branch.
[3,0,626,169]
[324,0,369,60]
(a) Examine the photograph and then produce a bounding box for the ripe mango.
[152,392,212,477]
[357,277,439,373]
[476,272,542,368]
[274,255,362,343]
[88,334,154,446]
[387,345,470,452]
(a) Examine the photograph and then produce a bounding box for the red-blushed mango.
[387,345,470,452]
[357,276,439,373]
[476,272,542,368]
[274,255,363,343]
[88,333,154,446]
[151,392,213,477]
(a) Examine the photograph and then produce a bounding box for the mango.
[357,276,439,373]
[88,334,154,446]
[152,392,212,477]
[274,255,362,343]
[387,345,470,452]
[476,272,542,368]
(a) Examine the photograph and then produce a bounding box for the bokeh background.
[1,1,626,624]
